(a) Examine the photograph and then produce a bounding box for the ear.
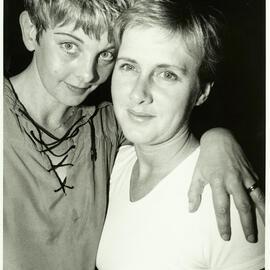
[19,11,37,52]
[195,82,213,106]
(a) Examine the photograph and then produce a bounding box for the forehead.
[37,0,117,40]
[45,23,114,48]
[119,26,200,71]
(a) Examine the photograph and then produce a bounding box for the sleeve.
[101,103,131,147]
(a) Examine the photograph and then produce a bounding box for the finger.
[231,185,257,243]
[187,176,205,212]
[211,181,231,241]
[248,186,265,225]
[242,177,265,225]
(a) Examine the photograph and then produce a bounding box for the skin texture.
[112,26,207,146]
[33,25,115,107]
[190,128,265,241]
[12,11,116,132]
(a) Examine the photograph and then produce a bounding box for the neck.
[10,58,72,132]
[134,127,199,177]
[130,127,199,202]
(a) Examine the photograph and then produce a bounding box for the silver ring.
[246,183,258,193]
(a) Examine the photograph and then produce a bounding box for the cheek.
[111,75,127,103]
[39,53,67,81]
[158,93,191,122]
[42,43,76,75]
[112,71,136,101]
[112,89,125,109]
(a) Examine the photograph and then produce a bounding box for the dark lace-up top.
[3,78,125,270]
[19,105,97,195]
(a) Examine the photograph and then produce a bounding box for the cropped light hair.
[24,0,133,43]
[115,0,223,84]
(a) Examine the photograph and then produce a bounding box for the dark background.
[3,0,265,187]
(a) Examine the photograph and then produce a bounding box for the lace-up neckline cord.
[18,107,96,195]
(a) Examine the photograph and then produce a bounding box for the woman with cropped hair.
[97,1,265,269]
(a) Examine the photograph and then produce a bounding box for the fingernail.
[247,234,256,243]
[221,233,231,241]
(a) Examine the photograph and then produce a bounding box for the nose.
[77,57,99,84]
[129,76,153,105]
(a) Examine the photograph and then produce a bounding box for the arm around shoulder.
[188,127,265,242]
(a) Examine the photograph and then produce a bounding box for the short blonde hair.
[115,0,223,84]
[24,0,132,43]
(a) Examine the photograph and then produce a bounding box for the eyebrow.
[116,57,137,64]
[103,45,117,51]
[156,64,188,76]
[117,57,188,75]
[54,32,84,43]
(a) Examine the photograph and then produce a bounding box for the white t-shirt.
[97,146,265,270]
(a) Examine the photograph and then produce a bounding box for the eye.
[99,51,115,62]
[119,63,136,72]
[60,42,78,55]
[159,71,178,81]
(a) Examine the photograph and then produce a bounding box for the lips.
[127,109,155,122]
[64,82,92,95]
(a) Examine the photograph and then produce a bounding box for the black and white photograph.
[3,0,267,269]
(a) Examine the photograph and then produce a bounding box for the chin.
[123,131,152,145]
